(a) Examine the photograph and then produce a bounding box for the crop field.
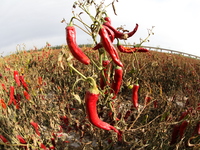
[0,45,199,150]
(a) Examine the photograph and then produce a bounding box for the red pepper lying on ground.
[66,22,90,65]
[99,25,123,67]
[85,77,122,141]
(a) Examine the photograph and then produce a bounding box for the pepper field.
[0,45,200,150]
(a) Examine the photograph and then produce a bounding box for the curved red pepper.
[103,21,128,40]
[111,65,123,99]
[99,26,123,67]
[103,17,138,40]
[66,23,90,65]
[14,71,21,86]
[132,79,139,108]
[127,23,139,38]
[85,78,122,141]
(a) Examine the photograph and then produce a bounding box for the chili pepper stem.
[86,77,99,94]
[67,63,87,80]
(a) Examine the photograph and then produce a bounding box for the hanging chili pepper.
[170,124,180,145]
[19,75,29,91]
[103,18,138,40]
[100,55,110,90]
[103,21,128,40]
[30,121,40,136]
[127,23,139,38]
[93,25,115,50]
[14,71,21,87]
[117,39,149,53]
[104,16,112,24]
[179,121,189,139]
[66,22,90,65]
[99,26,123,67]
[132,79,139,108]
[23,91,30,101]
[85,77,122,141]
[111,65,123,99]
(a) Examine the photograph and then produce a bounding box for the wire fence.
[141,46,200,60]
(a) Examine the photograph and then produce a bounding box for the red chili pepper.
[104,17,111,24]
[132,79,139,108]
[40,143,48,150]
[0,99,7,109]
[103,21,128,40]
[38,76,43,85]
[93,25,115,50]
[19,75,29,91]
[99,26,123,67]
[103,18,138,40]
[66,23,90,65]
[179,121,189,139]
[0,135,9,143]
[16,135,27,144]
[23,90,30,101]
[127,23,139,38]
[1,83,8,92]
[111,65,123,99]
[117,39,149,53]
[170,124,180,145]
[85,77,122,141]
[8,86,16,105]
[14,71,21,86]
[144,95,151,106]
[100,55,110,90]
[30,121,40,136]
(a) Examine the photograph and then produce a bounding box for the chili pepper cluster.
[65,15,150,141]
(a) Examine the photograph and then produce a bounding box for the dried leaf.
[72,93,82,104]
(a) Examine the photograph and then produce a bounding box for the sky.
[0,0,200,57]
